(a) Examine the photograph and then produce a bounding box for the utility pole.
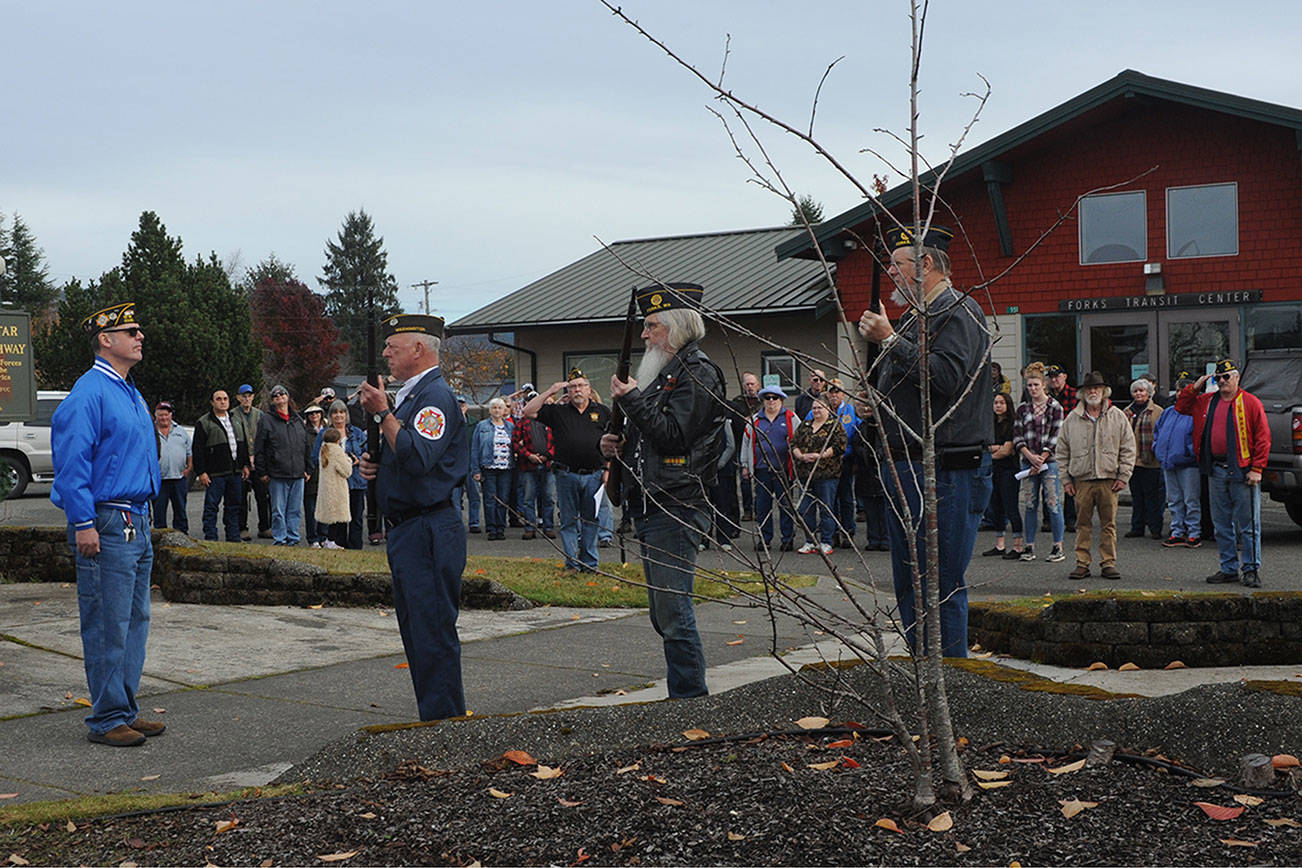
[411,279,438,315]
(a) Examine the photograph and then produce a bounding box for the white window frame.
[1078,190,1147,265]
[1166,182,1238,260]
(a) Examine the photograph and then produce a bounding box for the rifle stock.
[605,285,639,507]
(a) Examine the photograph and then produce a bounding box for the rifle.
[605,284,640,508]
[366,285,380,459]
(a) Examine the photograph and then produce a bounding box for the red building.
[778,70,1302,396]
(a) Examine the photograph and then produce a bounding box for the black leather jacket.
[617,340,727,517]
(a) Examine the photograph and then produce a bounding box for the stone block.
[1113,644,1176,670]
[1212,620,1249,642]
[1184,594,1249,621]
[1114,597,1187,622]
[1051,596,1118,622]
[1181,642,1246,667]
[1080,621,1148,645]
[1051,642,1113,669]
[1040,621,1083,643]
[1244,640,1302,665]
[1149,621,1216,645]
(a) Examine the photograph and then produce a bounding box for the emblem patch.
[650,292,663,308]
[589,412,599,422]
[414,406,446,440]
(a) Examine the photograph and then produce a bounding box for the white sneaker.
[322,540,343,550]
[1019,545,1036,562]
[720,543,733,552]
[798,542,817,554]
[818,542,834,555]
[1045,545,1066,563]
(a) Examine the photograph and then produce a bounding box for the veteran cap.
[381,313,444,340]
[885,224,954,253]
[1215,358,1239,375]
[636,282,704,317]
[83,301,138,336]
[567,367,585,381]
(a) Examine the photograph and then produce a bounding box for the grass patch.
[178,541,816,608]
[947,658,1141,700]
[0,783,306,829]
[1243,680,1302,698]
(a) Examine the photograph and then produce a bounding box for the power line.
[411,279,438,315]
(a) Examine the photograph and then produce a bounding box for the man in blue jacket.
[1154,371,1201,548]
[51,302,163,747]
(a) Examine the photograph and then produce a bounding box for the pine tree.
[0,212,59,319]
[318,210,401,373]
[788,194,825,226]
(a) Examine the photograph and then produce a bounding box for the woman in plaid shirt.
[1013,365,1066,563]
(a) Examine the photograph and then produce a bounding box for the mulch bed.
[6,665,1302,866]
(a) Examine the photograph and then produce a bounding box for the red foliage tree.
[249,277,348,404]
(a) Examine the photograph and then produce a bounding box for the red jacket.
[1173,385,1270,475]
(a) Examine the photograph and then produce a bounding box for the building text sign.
[1059,290,1262,313]
[0,312,36,422]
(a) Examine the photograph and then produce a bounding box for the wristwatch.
[373,408,392,424]
[880,331,901,353]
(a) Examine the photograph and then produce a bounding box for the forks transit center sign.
[1059,290,1263,312]
[0,312,35,423]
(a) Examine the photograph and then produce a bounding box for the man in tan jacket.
[1056,371,1136,580]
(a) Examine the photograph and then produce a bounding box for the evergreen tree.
[250,274,346,403]
[788,194,825,226]
[0,212,59,319]
[242,252,298,294]
[318,210,400,373]
[33,211,261,420]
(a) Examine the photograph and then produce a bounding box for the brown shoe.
[128,718,166,737]
[87,724,146,747]
[1068,565,1090,579]
[522,531,536,540]
[1100,565,1121,580]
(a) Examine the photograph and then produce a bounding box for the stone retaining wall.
[970,593,1302,668]
[0,527,531,610]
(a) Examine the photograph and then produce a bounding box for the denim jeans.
[635,508,709,698]
[1128,465,1165,535]
[1020,459,1063,547]
[886,453,991,658]
[555,469,602,570]
[153,478,189,533]
[519,468,556,531]
[1208,465,1261,574]
[268,476,304,545]
[202,473,243,542]
[1163,465,1201,539]
[479,468,512,535]
[752,468,794,545]
[799,477,838,545]
[69,506,153,734]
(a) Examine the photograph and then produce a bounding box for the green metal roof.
[450,226,833,334]
[776,69,1302,261]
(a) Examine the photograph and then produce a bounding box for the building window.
[1167,183,1237,259]
[1247,303,1302,351]
[1023,315,1078,382]
[761,352,800,392]
[1079,191,1146,264]
[562,351,643,401]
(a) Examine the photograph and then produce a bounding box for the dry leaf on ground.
[488,788,512,799]
[826,739,855,749]
[530,765,564,780]
[140,774,161,782]
[502,750,536,766]
[1164,661,1187,669]
[317,851,360,862]
[1189,778,1226,788]
[972,769,1009,781]
[393,663,408,670]
[1219,839,1258,847]
[558,798,583,807]
[874,818,903,834]
[0,795,18,800]
[807,760,840,771]
[615,762,641,775]
[795,716,830,730]
[1118,662,1140,671]
[655,796,684,806]
[65,821,76,833]
[1272,753,1300,769]
[215,819,239,834]
[1264,818,1302,828]
[1193,802,1245,820]
[1086,661,1108,671]
[926,811,954,832]
[682,729,710,741]
[1059,799,1099,819]
[73,698,91,707]
[1047,759,1086,775]
[1233,794,1264,807]
[727,831,745,841]
[357,812,377,819]
[977,780,1013,790]
[8,855,31,866]
[725,638,744,646]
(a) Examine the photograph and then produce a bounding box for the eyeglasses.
[1214,373,1234,382]
[105,326,142,338]
[810,376,824,382]
[762,395,782,401]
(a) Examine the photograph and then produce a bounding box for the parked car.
[1240,349,1302,526]
[0,390,68,499]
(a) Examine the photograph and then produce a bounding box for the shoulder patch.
[413,406,447,441]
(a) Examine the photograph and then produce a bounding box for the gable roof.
[450,226,833,334]
[776,69,1302,261]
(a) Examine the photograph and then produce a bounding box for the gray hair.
[658,308,706,350]
[414,333,441,355]
[328,399,348,415]
[921,245,952,276]
[487,397,507,412]
[1130,379,1152,396]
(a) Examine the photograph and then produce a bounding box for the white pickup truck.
[0,390,68,498]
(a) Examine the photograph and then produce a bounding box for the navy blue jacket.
[376,366,467,514]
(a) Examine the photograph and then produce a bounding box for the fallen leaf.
[1194,802,1246,820]
[1118,662,1140,671]
[841,757,861,769]
[1272,753,1300,769]
[502,750,537,766]
[140,774,161,782]
[0,795,18,800]
[641,774,667,785]
[1233,794,1264,807]
[874,818,903,834]
[972,769,1008,781]
[8,855,31,867]
[393,663,409,669]
[530,765,564,780]
[615,762,641,775]
[488,788,512,799]
[215,819,239,834]
[732,620,747,625]
[955,842,972,853]
[307,603,324,610]
[1086,661,1108,671]
[655,796,684,806]
[557,798,583,807]
[998,755,1011,764]
[357,812,377,819]
[1189,778,1226,788]
[682,729,710,741]
[977,780,1013,790]
[474,568,486,575]
[795,716,830,730]
[727,831,745,841]
[65,820,76,833]
[1059,798,1099,819]
[725,638,744,646]
[1047,758,1086,775]
[826,739,855,749]
[1264,818,1302,828]
[74,698,92,707]
[1219,839,1258,848]
[781,762,794,773]
[1164,660,1187,670]
[317,852,360,863]
[152,707,166,714]
[572,847,590,865]
[807,760,840,771]
[926,811,954,832]
[260,861,274,868]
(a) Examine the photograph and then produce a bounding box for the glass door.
[1081,313,1157,398]
[1158,309,1240,395]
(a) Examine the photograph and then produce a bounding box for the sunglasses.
[1214,373,1234,382]
[105,326,143,338]
[763,395,782,400]
[810,376,824,382]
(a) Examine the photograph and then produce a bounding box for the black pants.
[242,472,270,533]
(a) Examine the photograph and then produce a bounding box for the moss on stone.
[1243,679,1302,698]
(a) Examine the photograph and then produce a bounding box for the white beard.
[637,345,673,384]
[1084,393,1104,408]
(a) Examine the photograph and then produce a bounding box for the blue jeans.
[1163,465,1201,539]
[1020,459,1063,547]
[886,453,992,658]
[479,468,511,535]
[202,473,243,542]
[555,469,602,570]
[268,476,304,545]
[387,506,466,721]
[519,468,556,531]
[454,471,482,530]
[69,506,153,734]
[799,477,838,545]
[1208,465,1261,574]
[835,464,856,539]
[635,508,709,698]
[153,478,189,533]
[753,468,794,545]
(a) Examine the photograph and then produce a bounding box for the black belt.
[900,445,985,470]
[384,499,453,530]
[552,462,600,474]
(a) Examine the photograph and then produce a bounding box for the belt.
[99,500,151,514]
[383,499,453,530]
[899,445,985,469]
[552,462,601,474]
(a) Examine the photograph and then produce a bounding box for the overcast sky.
[6,1,1300,323]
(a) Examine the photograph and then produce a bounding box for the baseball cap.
[238,384,254,394]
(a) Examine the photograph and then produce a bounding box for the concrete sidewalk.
[2,579,1297,806]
